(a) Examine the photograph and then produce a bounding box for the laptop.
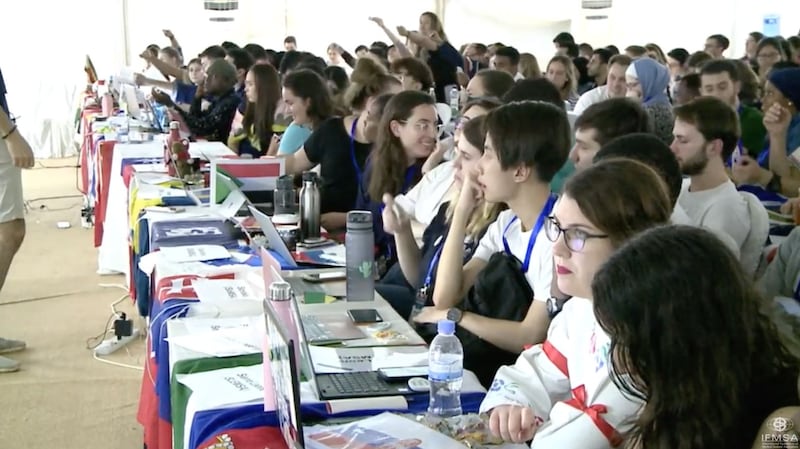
[260,248,366,345]
[263,298,306,449]
[248,205,345,269]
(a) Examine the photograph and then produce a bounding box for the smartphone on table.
[347,308,383,324]
[377,366,429,382]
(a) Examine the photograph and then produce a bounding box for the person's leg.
[0,161,27,364]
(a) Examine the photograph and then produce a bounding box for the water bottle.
[428,86,437,102]
[428,319,463,419]
[299,171,321,242]
[448,86,460,117]
[274,175,297,216]
[345,211,375,302]
[268,281,302,370]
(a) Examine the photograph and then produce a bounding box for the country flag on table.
[210,159,285,204]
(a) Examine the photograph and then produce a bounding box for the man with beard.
[700,60,767,158]
[671,97,758,266]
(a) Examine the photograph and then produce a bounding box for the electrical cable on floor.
[0,291,94,306]
[92,352,143,371]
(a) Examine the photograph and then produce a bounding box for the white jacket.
[479,297,642,448]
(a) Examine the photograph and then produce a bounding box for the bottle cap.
[276,174,295,190]
[437,319,455,335]
[302,171,318,183]
[346,210,373,231]
[169,121,180,130]
[269,281,292,301]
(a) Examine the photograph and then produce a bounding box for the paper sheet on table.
[168,327,262,357]
[308,345,428,374]
[137,186,188,200]
[182,315,264,336]
[188,141,235,160]
[160,244,231,263]
[177,364,265,410]
[192,278,261,303]
[317,245,346,265]
[214,188,247,219]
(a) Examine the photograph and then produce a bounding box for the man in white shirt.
[573,54,631,116]
[420,101,570,353]
[671,97,756,265]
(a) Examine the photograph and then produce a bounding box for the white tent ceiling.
[0,0,797,159]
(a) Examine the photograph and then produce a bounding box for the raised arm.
[368,17,413,58]
[163,29,182,58]
[140,50,187,82]
[382,194,423,286]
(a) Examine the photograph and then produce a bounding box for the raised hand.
[381,193,410,235]
[368,17,385,28]
[763,102,791,137]
[162,29,175,39]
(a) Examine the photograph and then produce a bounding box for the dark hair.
[674,96,740,160]
[462,97,503,115]
[678,73,702,98]
[757,37,790,62]
[687,51,713,71]
[243,43,267,62]
[390,57,435,91]
[367,91,435,200]
[666,48,690,65]
[146,44,160,55]
[371,41,389,50]
[474,69,515,99]
[700,59,740,82]
[562,42,579,58]
[355,45,368,53]
[749,31,765,43]
[293,54,327,76]
[553,32,575,45]
[226,47,254,73]
[187,58,202,67]
[592,48,613,65]
[575,98,652,146]
[199,45,227,60]
[707,33,730,50]
[608,54,632,68]
[461,114,488,151]
[772,61,800,71]
[579,43,594,54]
[323,66,349,94]
[502,78,564,108]
[345,58,401,112]
[625,45,647,57]
[730,59,761,106]
[242,63,280,152]
[283,36,296,44]
[788,36,800,52]
[494,46,521,65]
[594,133,682,205]
[278,50,303,75]
[220,41,239,51]
[484,101,570,182]
[605,45,620,55]
[282,69,335,129]
[592,225,800,449]
[468,43,488,55]
[563,158,672,247]
[572,57,592,85]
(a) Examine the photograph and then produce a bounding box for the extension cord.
[93,328,141,356]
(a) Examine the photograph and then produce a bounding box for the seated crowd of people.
[132,17,800,448]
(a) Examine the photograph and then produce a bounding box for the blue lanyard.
[502,195,556,274]
[757,145,770,167]
[423,237,445,288]
[349,117,364,201]
[794,276,800,301]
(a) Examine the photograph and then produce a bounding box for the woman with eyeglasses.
[481,158,672,447]
[357,90,438,275]
[755,37,792,84]
[377,115,504,319]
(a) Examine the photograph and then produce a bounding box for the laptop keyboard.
[329,372,392,395]
[302,315,328,342]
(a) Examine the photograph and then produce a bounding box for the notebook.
[264,297,306,449]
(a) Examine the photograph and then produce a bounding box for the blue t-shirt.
[278,122,312,155]
[173,80,197,105]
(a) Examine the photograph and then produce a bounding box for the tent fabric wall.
[2,0,799,159]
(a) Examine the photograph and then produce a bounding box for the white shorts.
[0,139,24,223]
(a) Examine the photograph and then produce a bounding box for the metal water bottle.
[299,171,321,242]
[345,211,375,302]
[268,281,302,370]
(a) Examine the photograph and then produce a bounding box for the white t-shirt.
[572,85,609,116]
[670,203,692,225]
[677,179,750,259]
[395,160,455,226]
[472,209,554,302]
[514,72,525,81]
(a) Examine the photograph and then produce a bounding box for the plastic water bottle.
[427,319,463,418]
[448,86,460,117]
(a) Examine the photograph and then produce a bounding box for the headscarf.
[626,58,671,106]
[768,68,800,110]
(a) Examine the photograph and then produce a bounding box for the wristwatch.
[446,308,463,324]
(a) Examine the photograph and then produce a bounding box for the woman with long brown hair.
[546,55,579,110]
[228,63,281,157]
[359,90,438,273]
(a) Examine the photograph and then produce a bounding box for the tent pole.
[122,0,130,66]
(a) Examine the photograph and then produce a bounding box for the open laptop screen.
[264,299,305,448]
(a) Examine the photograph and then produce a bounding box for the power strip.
[93,328,141,356]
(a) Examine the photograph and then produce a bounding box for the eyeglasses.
[400,120,441,134]
[757,52,781,60]
[544,216,609,252]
